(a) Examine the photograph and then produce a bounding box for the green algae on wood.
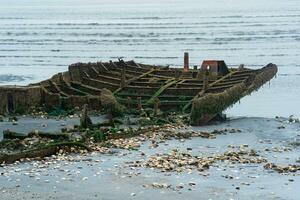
[0,60,277,126]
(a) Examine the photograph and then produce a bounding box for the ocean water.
[0,0,299,117]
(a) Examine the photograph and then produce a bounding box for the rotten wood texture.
[182,70,238,113]
[0,60,277,126]
[114,68,156,94]
[0,142,91,164]
[146,79,179,105]
[80,104,92,128]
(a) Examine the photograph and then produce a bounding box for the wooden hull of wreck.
[0,60,277,125]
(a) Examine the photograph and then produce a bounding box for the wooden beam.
[49,80,69,97]
[131,60,142,68]
[146,78,178,105]
[208,70,237,88]
[113,68,156,94]
[91,66,99,75]
[99,62,109,71]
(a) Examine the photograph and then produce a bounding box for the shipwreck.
[0,53,277,125]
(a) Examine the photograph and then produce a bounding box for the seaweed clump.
[100,88,125,117]
[191,83,246,125]
[0,129,90,164]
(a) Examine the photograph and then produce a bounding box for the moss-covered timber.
[0,59,277,126]
[0,141,91,164]
[190,63,277,125]
[3,130,70,140]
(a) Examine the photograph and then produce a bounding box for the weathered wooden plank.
[146,79,179,105]
[114,68,156,94]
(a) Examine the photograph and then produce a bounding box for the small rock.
[188,182,196,186]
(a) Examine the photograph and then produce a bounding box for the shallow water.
[0,0,299,117]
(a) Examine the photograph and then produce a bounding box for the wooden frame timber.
[0,59,277,125]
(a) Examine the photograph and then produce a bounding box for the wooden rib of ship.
[0,54,278,125]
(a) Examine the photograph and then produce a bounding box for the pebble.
[151,182,171,189]
[188,182,196,186]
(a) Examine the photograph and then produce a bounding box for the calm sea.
[0,0,299,117]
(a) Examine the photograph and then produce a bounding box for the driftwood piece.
[3,130,69,140]
[0,142,91,164]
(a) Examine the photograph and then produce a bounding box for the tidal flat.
[0,116,299,200]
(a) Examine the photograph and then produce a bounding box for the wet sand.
[0,117,299,200]
[0,116,106,140]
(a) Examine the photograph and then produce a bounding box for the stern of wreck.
[0,86,42,115]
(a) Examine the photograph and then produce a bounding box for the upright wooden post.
[108,105,113,124]
[120,66,126,87]
[127,97,132,109]
[238,64,244,71]
[184,52,189,72]
[203,76,208,91]
[202,67,209,91]
[153,98,160,116]
[137,97,142,111]
[80,104,92,128]
[175,70,180,81]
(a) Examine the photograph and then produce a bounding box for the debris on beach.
[288,115,300,123]
[275,115,300,124]
[107,124,228,150]
[150,182,172,189]
[264,146,292,153]
[128,148,267,172]
[110,137,142,150]
[0,119,225,165]
[264,163,300,173]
